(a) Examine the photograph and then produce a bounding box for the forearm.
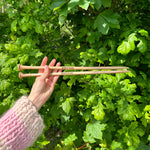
[0,96,45,150]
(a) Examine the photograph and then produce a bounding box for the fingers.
[52,62,62,83]
[38,58,61,84]
[49,59,56,71]
[38,56,48,73]
[47,62,61,86]
[51,69,61,88]
[46,58,57,81]
[40,65,50,80]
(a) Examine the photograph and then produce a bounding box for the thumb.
[41,65,50,80]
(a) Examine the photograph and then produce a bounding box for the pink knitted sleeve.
[0,96,45,150]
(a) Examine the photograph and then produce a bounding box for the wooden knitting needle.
[18,64,129,71]
[19,70,130,78]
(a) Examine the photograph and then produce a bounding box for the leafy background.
[0,0,150,149]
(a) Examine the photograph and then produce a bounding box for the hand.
[28,56,61,110]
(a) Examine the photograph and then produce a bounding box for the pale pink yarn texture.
[0,96,45,150]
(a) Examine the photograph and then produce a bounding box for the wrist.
[28,95,42,111]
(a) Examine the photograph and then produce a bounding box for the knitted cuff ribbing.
[0,96,45,150]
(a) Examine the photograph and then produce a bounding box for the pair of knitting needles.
[18,64,130,78]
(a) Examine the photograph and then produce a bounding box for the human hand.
[28,56,61,110]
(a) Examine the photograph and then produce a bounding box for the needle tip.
[19,72,23,79]
[18,64,22,71]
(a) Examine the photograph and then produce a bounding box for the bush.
[0,0,150,149]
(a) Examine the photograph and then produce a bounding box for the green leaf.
[1,67,12,75]
[20,23,28,32]
[83,109,92,122]
[125,122,144,147]
[111,141,122,150]
[117,33,137,55]
[68,0,90,10]
[37,140,50,146]
[94,15,109,34]
[59,5,68,16]
[59,15,66,25]
[117,101,136,121]
[98,47,109,63]
[86,31,102,44]
[94,0,102,10]
[54,144,62,150]
[128,33,137,49]
[83,122,106,143]
[117,41,131,55]
[94,10,120,34]
[92,102,105,120]
[86,94,96,107]
[20,55,29,64]
[64,133,77,145]
[144,105,150,111]
[59,5,68,25]
[21,15,29,24]
[68,0,79,10]
[83,131,96,143]
[137,37,147,53]
[144,105,150,119]
[35,20,43,34]
[11,20,17,32]
[50,0,66,10]
[0,80,11,91]
[54,144,73,150]
[79,0,90,10]
[130,102,142,118]
[101,0,112,7]
[101,10,120,28]
[138,29,149,38]
[61,97,76,114]
[148,135,150,141]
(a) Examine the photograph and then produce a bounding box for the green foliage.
[117,32,148,55]
[1,0,150,149]
[83,121,106,143]
[64,133,77,145]
[94,10,120,34]
[61,97,76,115]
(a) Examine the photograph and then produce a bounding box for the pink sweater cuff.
[0,96,45,150]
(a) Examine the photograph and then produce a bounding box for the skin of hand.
[28,56,61,110]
